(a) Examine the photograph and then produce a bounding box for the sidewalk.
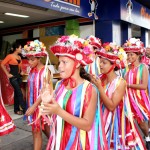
[0,105,146,150]
[0,105,48,150]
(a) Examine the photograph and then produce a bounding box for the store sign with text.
[17,0,100,20]
[120,0,150,29]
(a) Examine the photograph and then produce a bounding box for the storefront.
[95,0,150,46]
[1,0,150,51]
[0,0,100,104]
[0,0,101,62]
[0,0,150,104]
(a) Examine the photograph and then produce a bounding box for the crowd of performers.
[1,35,150,150]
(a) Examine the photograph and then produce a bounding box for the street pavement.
[0,105,48,150]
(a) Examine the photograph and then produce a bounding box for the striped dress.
[124,63,150,123]
[27,67,45,131]
[141,56,150,98]
[46,80,108,150]
[84,56,100,76]
[101,76,146,150]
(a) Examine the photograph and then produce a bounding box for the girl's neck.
[76,77,84,86]
[72,70,84,86]
[131,60,140,68]
[105,71,117,84]
[35,63,44,70]
[66,71,84,89]
[13,51,19,55]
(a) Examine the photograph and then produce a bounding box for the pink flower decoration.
[59,36,69,43]
[83,46,92,55]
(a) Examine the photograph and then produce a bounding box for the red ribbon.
[62,61,78,88]
[101,64,115,86]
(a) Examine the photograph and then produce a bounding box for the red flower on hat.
[74,41,83,49]
[86,35,102,49]
[59,36,69,43]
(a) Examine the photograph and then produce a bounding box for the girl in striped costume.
[91,42,146,149]
[22,40,51,150]
[84,35,101,76]
[141,45,150,101]
[40,35,108,150]
[123,38,150,149]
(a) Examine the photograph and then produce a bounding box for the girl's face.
[28,56,40,68]
[58,56,75,79]
[16,45,22,53]
[127,52,138,63]
[100,58,113,74]
[146,47,150,57]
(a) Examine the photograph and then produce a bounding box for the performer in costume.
[84,35,101,76]
[22,40,52,150]
[123,38,150,149]
[141,45,150,97]
[91,42,146,149]
[143,45,150,135]
[0,81,16,136]
[40,35,108,150]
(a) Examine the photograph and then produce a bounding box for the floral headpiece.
[50,35,94,66]
[86,35,102,49]
[96,42,127,69]
[123,38,145,53]
[22,39,47,57]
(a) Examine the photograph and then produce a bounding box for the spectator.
[1,42,26,115]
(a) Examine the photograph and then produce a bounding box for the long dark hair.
[135,52,142,62]
[110,61,119,71]
[10,42,21,54]
[80,67,91,81]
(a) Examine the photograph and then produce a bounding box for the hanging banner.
[121,0,150,29]
[17,0,100,20]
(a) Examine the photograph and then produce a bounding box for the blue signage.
[120,0,150,29]
[17,0,100,20]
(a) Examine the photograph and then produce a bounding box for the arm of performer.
[25,96,42,116]
[1,55,13,78]
[91,75,126,111]
[26,70,52,116]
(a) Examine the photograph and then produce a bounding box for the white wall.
[112,21,121,46]
[80,24,94,39]
[2,28,39,44]
[33,28,39,38]
[2,33,22,44]
[145,30,149,47]
[148,30,150,46]
[2,24,93,43]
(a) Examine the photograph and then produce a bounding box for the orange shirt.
[1,54,22,71]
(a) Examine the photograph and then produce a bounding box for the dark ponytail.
[80,67,91,82]
[10,42,21,54]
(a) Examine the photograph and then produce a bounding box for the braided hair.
[80,67,91,82]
